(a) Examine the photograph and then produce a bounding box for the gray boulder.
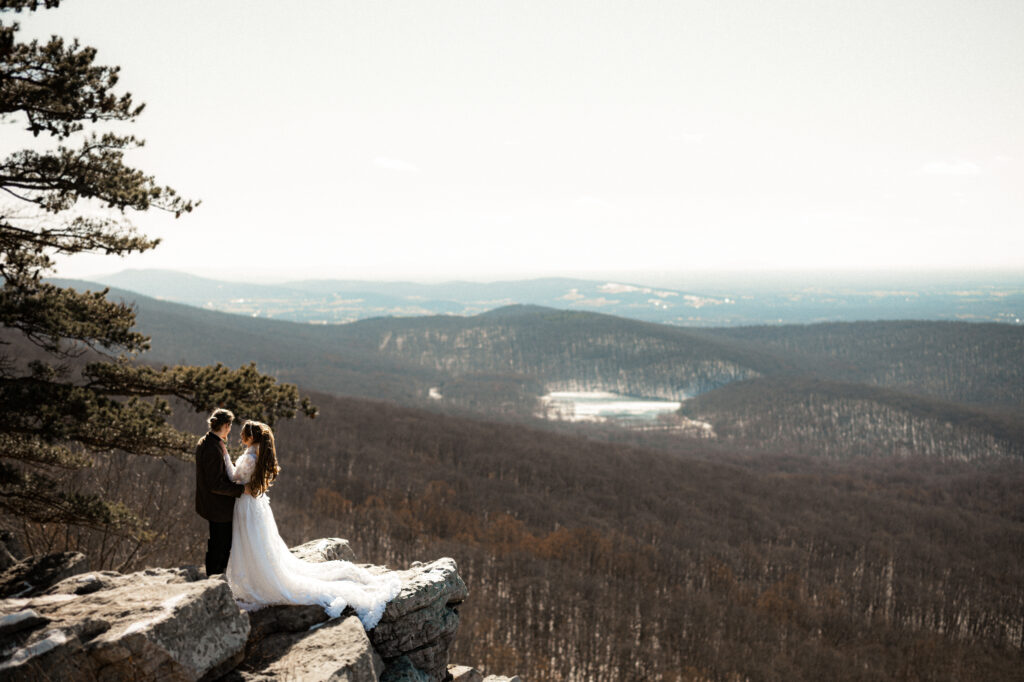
[290,537,357,563]
[243,603,329,655]
[482,676,523,682]
[235,543,467,682]
[0,552,88,598]
[0,567,248,681]
[224,615,383,681]
[44,566,202,596]
[370,558,468,682]
[0,609,47,638]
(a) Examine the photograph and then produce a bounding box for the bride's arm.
[232,454,256,485]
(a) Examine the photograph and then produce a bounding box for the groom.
[195,408,248,576]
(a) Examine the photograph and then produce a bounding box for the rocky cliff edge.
[0,537,515,681]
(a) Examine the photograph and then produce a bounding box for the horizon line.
[60,264,1024,287]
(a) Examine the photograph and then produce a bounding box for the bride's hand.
[244,484,253,496]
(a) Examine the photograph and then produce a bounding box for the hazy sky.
[7,0,1023,281]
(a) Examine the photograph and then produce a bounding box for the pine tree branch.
[0,217,159,258]
[0,28,139,139]
[0,133,197,215]
[83,361,320,425]
[0,281,149,354]
[0,374,194,458]
[0,2,62,13]
[0,432,93,469]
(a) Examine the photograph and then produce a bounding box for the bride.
[223,419,402,629]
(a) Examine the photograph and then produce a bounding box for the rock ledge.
[1,538,473,681]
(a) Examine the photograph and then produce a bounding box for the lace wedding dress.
[223,446,402,629]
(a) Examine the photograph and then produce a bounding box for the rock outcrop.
[232,541,468,682]
[224,614,383,681]
[370,558,467,681]
[1,538,475,681]
[0,568,248,681]
[43,566,202,596]
[290,537,357,563]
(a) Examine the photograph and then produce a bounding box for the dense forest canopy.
[72,390,1017,681]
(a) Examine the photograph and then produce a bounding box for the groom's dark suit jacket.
[195,431,244,523]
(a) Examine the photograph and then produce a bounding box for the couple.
[194,408,401,629]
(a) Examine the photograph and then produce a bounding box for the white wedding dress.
[223,446,401,629]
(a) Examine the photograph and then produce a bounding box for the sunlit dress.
[223,446,401,629]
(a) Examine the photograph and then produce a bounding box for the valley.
[75,276,1024,466]
[11,276,1022,680]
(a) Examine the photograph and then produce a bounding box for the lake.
[539,391,683,423]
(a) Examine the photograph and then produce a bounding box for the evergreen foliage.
[0,2,315,538]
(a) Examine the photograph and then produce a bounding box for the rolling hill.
[7,279,1022,680]
[704,321,1024,409]
[679,375,1024,461]
[52,278,1024,463]
[59,279,785,407]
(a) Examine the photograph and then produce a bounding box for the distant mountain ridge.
[54,278,773,407]
[91,268,1024,326]
[95,269,720,325]
[46,276,1024,463]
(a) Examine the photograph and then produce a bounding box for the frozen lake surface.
[540,391,682,422]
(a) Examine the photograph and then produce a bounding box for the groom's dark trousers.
[195,431,244,576]
[206,521,233,575]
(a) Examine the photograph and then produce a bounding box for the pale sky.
[6,0,1023,282]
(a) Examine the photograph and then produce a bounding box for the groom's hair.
[208,408,235,431]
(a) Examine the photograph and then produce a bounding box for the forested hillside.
[269,396,1024,680]
[77,280,1024,414]
[62,280,1024,467]
[74,281,788,407]
[705,321,1024,409]
[60,280,445,403]
[17,391,1022,681]
[107,281,1024,417]
[9,285,1024,679]
[680,376,1024,461]
[343,306,785,400]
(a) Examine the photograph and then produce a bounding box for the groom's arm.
[199,441,244,498]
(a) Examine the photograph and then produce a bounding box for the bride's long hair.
[241,420,280,497]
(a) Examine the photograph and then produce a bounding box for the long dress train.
[223,447,401,629]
